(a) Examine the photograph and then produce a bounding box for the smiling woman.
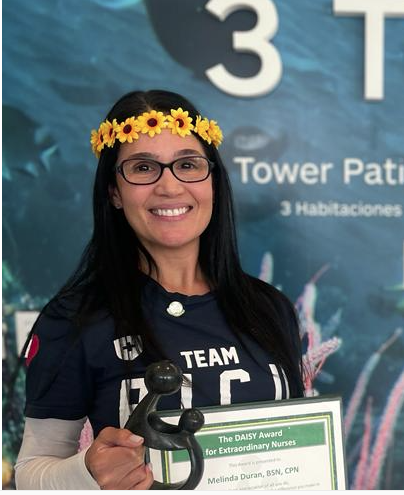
[15,89,304,490]
[110,131,214,261]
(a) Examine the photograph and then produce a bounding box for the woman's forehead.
[117,129,205,162]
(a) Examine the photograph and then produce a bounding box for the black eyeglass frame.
[115,155,215,185]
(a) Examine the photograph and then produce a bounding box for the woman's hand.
[84,426,153,490]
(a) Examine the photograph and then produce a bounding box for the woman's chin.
[146,234,199,251]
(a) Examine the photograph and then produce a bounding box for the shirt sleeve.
[14,416,100,490]
[24,311,93,420]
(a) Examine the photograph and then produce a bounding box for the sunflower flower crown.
[90,107,223,158]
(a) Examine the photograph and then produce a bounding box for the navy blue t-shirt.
[25,277,294,437]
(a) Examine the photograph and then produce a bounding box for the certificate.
[148,396,347,490]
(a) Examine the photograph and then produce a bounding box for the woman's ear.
[109,185,123,209]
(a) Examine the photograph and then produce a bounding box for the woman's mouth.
[150,206,192,217]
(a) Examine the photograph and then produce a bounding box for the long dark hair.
[26,89,304,397]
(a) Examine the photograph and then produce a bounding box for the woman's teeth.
[152,207,190,217]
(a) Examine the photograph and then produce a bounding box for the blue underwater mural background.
[2,0,404,489]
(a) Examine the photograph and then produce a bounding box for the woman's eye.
[136,164,152,172]
[179,161,197,170]
[130,162,156,173]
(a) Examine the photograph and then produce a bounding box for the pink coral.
[366,367,404,489]
[352,397,373,490]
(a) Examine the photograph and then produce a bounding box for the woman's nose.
[154,167,185,195]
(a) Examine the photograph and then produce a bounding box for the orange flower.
[207,120,223,148]
[90,128,104,158]
[166,108,194,137]
[137,110,166,137]
[114,117,140,143]
[194,115,210,143]
[100,119,117,148]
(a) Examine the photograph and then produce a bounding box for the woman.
[15,89,304,490]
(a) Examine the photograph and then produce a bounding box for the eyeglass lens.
[121,156,211,184]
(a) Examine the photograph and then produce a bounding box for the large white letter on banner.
[205,0,282,97]
[334,0,404,100]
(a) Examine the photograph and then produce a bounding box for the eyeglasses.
[116,155,215,185]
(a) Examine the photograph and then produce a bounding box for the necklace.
[166,301,185,317]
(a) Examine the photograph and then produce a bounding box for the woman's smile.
[149,205,192,219]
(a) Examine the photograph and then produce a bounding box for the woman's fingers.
[96,427,143,449]
[85,427,148,488]
[107,463,154,490]
[128,463,154,490]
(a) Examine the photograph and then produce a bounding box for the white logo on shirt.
[113,336,142,361]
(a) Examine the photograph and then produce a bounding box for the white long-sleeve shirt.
[15,417,100,490]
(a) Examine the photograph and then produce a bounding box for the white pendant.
[166,301,185,317]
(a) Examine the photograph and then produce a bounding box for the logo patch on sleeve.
[25,334,40,366]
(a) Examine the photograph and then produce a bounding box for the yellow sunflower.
[194,115,210,143]
[100,119,117,148]
[137,110,166,137]
[114,117,140,143]
[90,127,105,158]
[166,107,194,137]
[207,120,223,148]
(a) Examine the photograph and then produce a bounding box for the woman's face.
[111,129,214,255]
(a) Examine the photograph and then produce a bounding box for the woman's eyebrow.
[173,148,204,157]
[122,149,204,161]
[123,152,156,159]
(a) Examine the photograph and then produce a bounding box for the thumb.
[97,426,144,449]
